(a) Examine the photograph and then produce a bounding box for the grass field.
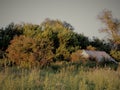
[0,64,120,90]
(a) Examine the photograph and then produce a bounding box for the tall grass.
[0,66,120,90]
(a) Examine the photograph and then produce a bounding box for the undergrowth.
[0,63,120,90]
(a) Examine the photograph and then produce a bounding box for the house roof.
[83,50,110,58]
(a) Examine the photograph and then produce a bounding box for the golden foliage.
[6,35,54,68]
[110,50,120,62]
[98,9,120,45]
[86,45,96,51]
[70,50,83,62]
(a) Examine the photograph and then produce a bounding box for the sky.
[0,0,120,39]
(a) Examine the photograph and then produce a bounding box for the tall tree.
[40,19,80,61]
[98,9,120,50]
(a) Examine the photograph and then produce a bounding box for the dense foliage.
[0,10,120,90]
[0,16,119,68]
[110,50,120,62]
[0,23,23,50]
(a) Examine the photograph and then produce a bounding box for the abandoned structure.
[81,50,118,64]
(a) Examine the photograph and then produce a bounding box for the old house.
[81,50,118,64]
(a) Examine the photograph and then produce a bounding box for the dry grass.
[0,66,120,90]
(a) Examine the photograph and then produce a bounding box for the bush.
[6,35,54,68]
[70,50,83,62]
[0,50,5,59]
[110,50,120,62]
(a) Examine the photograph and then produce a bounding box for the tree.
[40,19,80,61]
[6,35,54,68]
[40,18,74,31]
[90,37,111,53]
[0,23,23,50]
[22,23,41,37]
[63,21,74,30]
[98,9,120,50]
[76,34,90,49]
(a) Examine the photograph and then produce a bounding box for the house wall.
[81,50,89,59]
[81,50,118,64]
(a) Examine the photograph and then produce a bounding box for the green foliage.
[90,37,111,53]
[77,33,90,49]
[0,23,23,50]
[23,23,41,37]
[40,19,83,61]
[56,30,80,61]
[0,50,5,59]
[0,18,116,68]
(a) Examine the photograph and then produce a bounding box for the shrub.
[70,50,83,62]
[86,45,96,50]
[110,50,120,62]
[0,50,5,59]
[6,35,54,68]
